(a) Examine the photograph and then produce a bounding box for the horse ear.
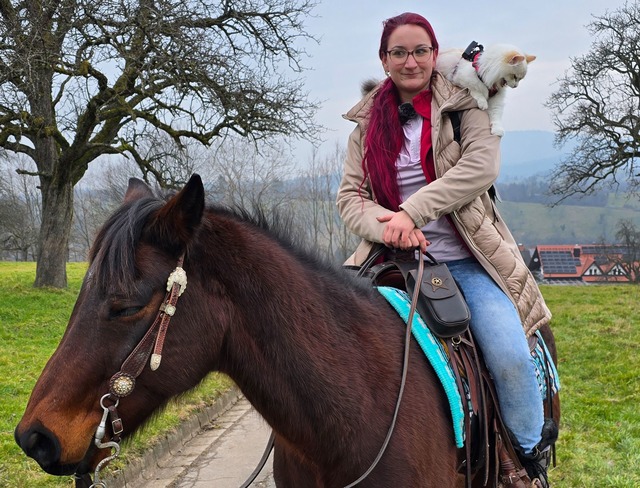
[145,174,205,253]
[124,178,154,204]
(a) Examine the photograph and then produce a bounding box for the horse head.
[14,175,215,476]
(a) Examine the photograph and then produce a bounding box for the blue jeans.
[446,258,544,453]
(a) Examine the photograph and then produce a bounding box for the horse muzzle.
[14,423,102,476]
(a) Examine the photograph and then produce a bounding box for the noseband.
[79,255,187,488]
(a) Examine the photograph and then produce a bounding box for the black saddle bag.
[392,252,470,338]
[346,246,470,338]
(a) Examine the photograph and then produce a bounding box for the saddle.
[349,250,556,488]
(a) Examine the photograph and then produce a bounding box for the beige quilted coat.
[336,72,551,336]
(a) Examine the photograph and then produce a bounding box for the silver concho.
[109,373,136,397]
[166,267,187,296]
[429,273,449,292]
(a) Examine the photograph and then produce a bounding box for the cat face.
[502,53,536,88]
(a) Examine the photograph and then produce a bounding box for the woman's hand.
[377,211,429,253]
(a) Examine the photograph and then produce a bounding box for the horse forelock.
[89,197,165,295]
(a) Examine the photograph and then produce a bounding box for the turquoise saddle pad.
[376,286,561,449]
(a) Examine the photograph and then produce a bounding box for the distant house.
[529,244,637,283]
[518,243,532,266]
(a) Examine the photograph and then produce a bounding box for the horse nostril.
[16,424,61,469]
[23,431,37,450]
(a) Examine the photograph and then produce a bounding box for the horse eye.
[110,306,143,319]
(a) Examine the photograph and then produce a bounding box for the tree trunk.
[30,50,74,288]
[32,113,74,288]
[34,176,73,288]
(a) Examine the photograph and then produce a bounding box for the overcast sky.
[295,0,628,159]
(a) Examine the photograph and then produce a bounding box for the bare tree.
[297,143,359,262]
[72,185,102,261]
[0,0,320,287]
[206,136,297,211]
[132,132,208,189]
[614,219,640,283]
[0,156,40,260]
[546,2,640,201]
[71,183,119,260]
[72,140,211,260]
[95,156,145,204]
[72,147,203,259]
[297,148,324,249]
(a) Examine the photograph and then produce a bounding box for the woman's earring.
[385,71,390,76]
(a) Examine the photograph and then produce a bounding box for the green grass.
[1,264,638,487]
[0,262,233,488]
[541,285,640,487]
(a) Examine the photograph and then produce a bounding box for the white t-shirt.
[396,117,471,262]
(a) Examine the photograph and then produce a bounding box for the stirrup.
[519,445,551,488]
[513,418,558,488]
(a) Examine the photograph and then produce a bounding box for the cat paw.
[475,97,489,110]
[490,125,505,137]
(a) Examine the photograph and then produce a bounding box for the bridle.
[78,255,188,488]
[79,252,424,488]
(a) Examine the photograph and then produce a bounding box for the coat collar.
[343,72,478,127]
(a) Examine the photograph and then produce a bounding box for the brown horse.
[15,174,558,487]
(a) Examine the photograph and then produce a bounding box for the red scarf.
[412,90,436,183]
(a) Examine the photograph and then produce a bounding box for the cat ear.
[525,54,536,63]
[509,54,526,65]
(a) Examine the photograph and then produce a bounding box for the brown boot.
[498,444,530,488]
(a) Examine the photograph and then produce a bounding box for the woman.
[336,12,555,487]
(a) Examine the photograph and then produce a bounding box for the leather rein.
[342,252,424,487]
[78,252,424,488]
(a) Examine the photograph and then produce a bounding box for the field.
[542,285,640,486]
[1,263,638,487]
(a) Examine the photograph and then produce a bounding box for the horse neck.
[199,219,400,463]
[219,245,344,426]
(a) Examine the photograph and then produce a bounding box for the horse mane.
[197,203,366,296]
[88,190,362,296]
[89,196,165,295]
[221,204,336,272]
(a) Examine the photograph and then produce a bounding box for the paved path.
[124,397,276,487]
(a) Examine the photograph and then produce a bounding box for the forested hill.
[494,131,640,245]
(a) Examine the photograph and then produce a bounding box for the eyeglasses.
[386,46,435,64]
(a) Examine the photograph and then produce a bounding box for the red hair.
[364,12,439,211]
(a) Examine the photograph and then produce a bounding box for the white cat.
[436,42,536,136]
